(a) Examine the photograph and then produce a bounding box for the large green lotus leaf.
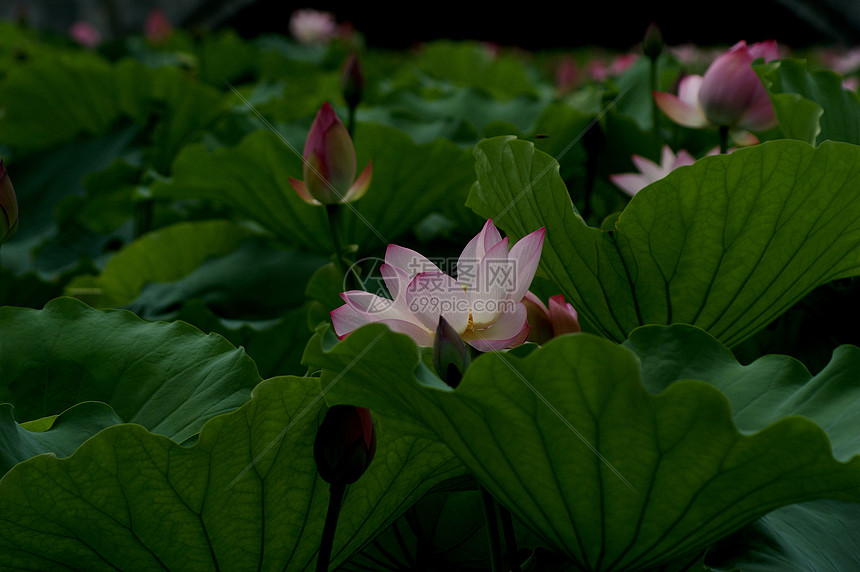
[755,58,860,145]
[305,324,860,571]
[467,136,860,346]
[64,220,255,308]
[0,127,140,278]
[0,401,123,474]
[623,324,860,569]
[0,297,259,442]
[415,41,538,99]
[0,376,465,571]
[0,55,118,153]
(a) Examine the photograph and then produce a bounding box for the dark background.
[220,0,859,50]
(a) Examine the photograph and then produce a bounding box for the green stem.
[480,485,504,572]
[325,203,347,278]
[316,482,346,572]
[346,105,357,140]
[718,125,730,154]
[649,55,660,142]
[499,503,521,572]
[134,198,154,238]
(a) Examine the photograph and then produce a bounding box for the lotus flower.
[289,102,372,205]
[69,21,101,48]
[289,9,337,45]
[522,292,580,345]
[610,145,697,196]
[331,219,546,351]
[654,41,779,137]
[144,8,173,45]
[1,160,18,245]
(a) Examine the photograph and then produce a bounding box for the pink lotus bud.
[643,22,663,60]
[555,57,581,95]
[69,21,101,48]
[145,8,173,45]
[698,41,779,131]
[1,160,18,244]
[523,292,580,345]
[289,102,372,205]
[314,405,377,485]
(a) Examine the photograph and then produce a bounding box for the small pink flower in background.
[69,21,100,48]
[289,9,337,44]
[610,145,697,196]
[555,57,581,94]
[522,292,580,345]
[844,76,860,91]
[655,41,779,137]
[331,220,546,351]
[289,102,372,205]
[145,8,173,44]
[587,53,638,82]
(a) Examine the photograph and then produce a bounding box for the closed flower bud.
[0,160,19,245]
[523,292,580,345]
[289,102,373,205]
[342,53,365,111]
[433,316,471,388]
[643,22,663,60]
[699,40,779,131]
[314,405,377,485]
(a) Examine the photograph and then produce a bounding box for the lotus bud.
[314,405,377,485]
[341,53,365,111]
[643,22,663,60]
[698,40,779,131]
[1,160,19,245]
[289,102,373,206]
[523,292,580,345]
[433,316,471,388]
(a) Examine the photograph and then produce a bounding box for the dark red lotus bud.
[314,405,376,485]
[341,53,365,111]
[0,160,19,244]
[643,22,663,60]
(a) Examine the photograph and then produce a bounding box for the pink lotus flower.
[69,21,101,48]
[289,102,372,205]
[145,8,173,45]
[610,145,697,196]
[289,9,337,44]
[331,220,546,351]
[655,41,779,133]
[522,292,580,345]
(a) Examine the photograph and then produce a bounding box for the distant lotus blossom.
[610,145,697,196]
[69,21,101,48]
[587,53,638,81]
[332,219,545,351]
[655,41,779,137]
[555,57,581,94]
[289,9,338,44]
[145,8,173,44]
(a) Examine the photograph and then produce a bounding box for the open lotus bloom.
[610,145,697,196]
[331,220,546,351]
[654,40,779,141]
[289,102,372,205]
